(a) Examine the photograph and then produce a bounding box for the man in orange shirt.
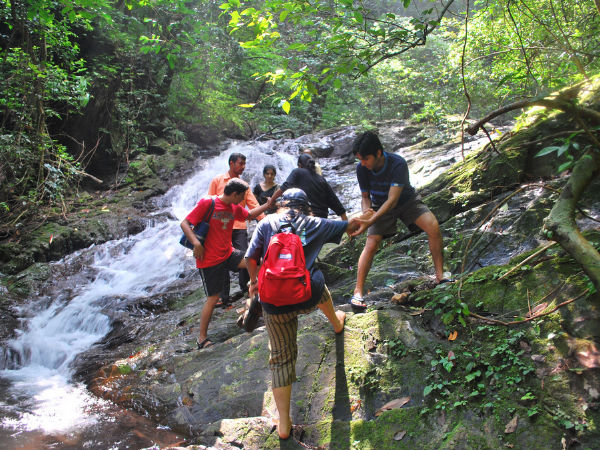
[208,153,265,305]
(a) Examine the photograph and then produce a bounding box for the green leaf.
[521,392,536,400]
[423,385,434,396]
[556,143,570,157]
[465,370,481,382]
[333,78,342,89]
[287,43,308,51]
[557,161,573,172]
[281,100,291,114]
[535,146,561,157]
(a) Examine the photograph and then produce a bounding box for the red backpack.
[258,215,311,307]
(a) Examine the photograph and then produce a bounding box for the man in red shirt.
[208,153,265,305]
[181,178,272,349]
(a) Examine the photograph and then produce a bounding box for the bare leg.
[354,234,382,297]
[317,297,346,334]
[414,212,444,282]
[198,294,219,343]
[273,385,293,439]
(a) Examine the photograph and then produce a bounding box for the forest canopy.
[0,0,599,223]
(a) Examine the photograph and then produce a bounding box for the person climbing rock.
[348,131,449,312]
[270,153,348,220]
[181,178,272,349]
[208,153,265,305]
[244,188,358,440]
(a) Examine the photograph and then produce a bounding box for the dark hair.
[229,153,246,165]
[224,178,249,195]
[263,164,276,176]
[353,131,383,157]
[297,154,317,173]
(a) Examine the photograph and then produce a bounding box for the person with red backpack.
[244,188,358,440]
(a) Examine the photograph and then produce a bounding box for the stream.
[0,125,491,449]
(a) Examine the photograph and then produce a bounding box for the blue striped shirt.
[356,152,416,209]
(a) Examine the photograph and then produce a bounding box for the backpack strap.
[271,213,308,235]
[202,197,216,223]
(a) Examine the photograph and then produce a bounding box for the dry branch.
[470,289,590,326]
[498,242,556,280]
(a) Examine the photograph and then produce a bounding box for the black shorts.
[199,249,245,297]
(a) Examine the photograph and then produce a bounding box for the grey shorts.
[368,196,431,238]
[199,249,245,297]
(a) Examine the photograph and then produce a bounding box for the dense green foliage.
[223,0,600,120]
[1,0,599,225]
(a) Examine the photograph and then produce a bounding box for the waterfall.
[0,140,298,440]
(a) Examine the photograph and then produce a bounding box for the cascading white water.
[0,140,298,445]
[0,125,499,448]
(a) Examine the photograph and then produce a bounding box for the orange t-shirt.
[207,173,264,229]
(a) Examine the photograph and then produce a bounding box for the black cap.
[281,188,309,207]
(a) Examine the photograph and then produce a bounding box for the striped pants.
[263,287,331,388]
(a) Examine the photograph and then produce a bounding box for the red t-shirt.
[185,196,249,268]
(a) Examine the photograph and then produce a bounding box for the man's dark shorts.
[199,249,245,297]
[368,196,431,238]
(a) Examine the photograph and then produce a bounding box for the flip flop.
[349,295,367,312]
[436,278,455,285]
[215,298,231,308]
[196,338,214,349]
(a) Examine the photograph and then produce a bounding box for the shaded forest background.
[1,0,599,229]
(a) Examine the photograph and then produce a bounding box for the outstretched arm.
[245,189,267,221]
[248,196,274,220]
[270,187,283,204]
[349,186,403,237]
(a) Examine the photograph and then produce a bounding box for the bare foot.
[334,310,346,334]
[277,415,292,439]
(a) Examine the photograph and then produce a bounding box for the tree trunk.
[543,149,600,294]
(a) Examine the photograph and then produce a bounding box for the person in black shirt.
[253,164,279,214]
[271,154,347,220]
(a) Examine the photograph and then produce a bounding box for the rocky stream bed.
[1,85,600,450]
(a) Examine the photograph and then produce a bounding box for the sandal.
[215,297,231,308]
[436,278,455,286]
[349,295,367,312]
[196,337,214,349]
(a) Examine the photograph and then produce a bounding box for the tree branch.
[465,97,600,136]
[543,148,600,293]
